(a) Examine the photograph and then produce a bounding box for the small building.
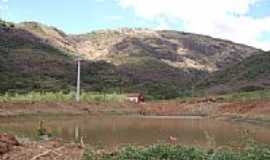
[127,93,145,103]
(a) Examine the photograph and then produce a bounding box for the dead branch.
[30,146,64,160]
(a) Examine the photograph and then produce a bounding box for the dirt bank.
[0,100,270,124]
[0,139,83,160]
[0,101,139,117]
[215,101,270,126]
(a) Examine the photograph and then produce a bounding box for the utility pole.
[76,57,81,102]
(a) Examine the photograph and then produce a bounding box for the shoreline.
[0,100,270,127]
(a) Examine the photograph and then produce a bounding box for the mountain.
[196,51,270,94]
[16,22,260,72]
[70,28,260,72]
[0,20,266,99]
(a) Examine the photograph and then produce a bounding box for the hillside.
[0,21,191,98]
[70,28,260,72]
[196,51,270,94]
[0,20,267,99]
[17,21,76,53]
[0,21,76,93]
[14,22,261,72]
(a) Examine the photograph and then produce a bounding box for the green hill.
[0,23,75,93]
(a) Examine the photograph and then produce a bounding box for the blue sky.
[0,0,270,50]
[0,0,166,33]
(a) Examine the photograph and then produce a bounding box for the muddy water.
[0,115,270,148]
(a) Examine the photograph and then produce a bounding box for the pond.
[0,115,270,148]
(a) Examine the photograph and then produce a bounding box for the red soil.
[219,101,270,115]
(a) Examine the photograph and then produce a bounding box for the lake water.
[0,115,270,148]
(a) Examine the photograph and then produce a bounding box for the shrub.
[83,144,270,160]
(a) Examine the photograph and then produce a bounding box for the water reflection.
[0,115,270,148]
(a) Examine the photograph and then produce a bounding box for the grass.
[174,89,270,103]
[218,89,270,102]
[1,89,269,103]
[83,143,270,160]
[0,92,127,103]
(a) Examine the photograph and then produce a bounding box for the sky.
[0,0,270,50]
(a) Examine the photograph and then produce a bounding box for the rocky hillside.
[70,28,260,73]
[14,22,261,72]
[17,22,76,53]
[0,20,267,99]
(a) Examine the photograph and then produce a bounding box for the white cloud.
[0,0,8,10]
[0,0,8,19]
[118,0,270,50]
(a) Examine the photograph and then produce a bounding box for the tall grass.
[0,92,127,103]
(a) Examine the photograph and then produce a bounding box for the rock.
[0,133,20,146]
[0,142,9,155]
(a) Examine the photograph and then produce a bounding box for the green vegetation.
[83,143,270,160]
[174,89,270,103]
[219,89,270,102]
[0,92,126,103]
[117,57,198,99]
[197,51,270,94]
[1,19,269,100]
[0,22,192,100]
[0,23,76,94]
[0,19,15,28]
[0,21,204,100]
[0,89,269,103]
